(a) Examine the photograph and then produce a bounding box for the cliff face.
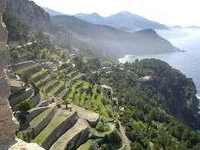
[6,0,51,31]
[0,0,7,48]
[0,1,43,149]
[0,0,18,146]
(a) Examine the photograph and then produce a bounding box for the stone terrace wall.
[42,112,78,149]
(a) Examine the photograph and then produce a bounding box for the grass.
[58,89,68,99]
[32,111,70,144]
[35,75,51,88]
[50,81,65,96]
[31,70,48,83]
[66,81,109,118]
[44,80,59,93]
[77,140,95,150]
[50,119,86,150]
[16,64,42,78]
[30,108,53,127]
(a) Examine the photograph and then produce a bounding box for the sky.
[32,0,200,26]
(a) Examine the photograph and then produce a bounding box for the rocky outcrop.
[0,68,18,147]
[9,138,44,150]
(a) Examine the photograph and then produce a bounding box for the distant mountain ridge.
[6,0,51,31]
[44,7,64,16]
[75,11,168,31]
[51,15,178,57]
[5,0,178,58]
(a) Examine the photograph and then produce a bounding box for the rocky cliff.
[6,0,51,31]
[0,1,44,149]
[0,0,18,147]
[0,0,7,48]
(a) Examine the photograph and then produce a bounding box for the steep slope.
[76,11,168,31]
[6,43,200,149]
[51,15,178,57]
[5,0,51,31]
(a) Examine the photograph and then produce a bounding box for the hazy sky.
[32,0,200,26]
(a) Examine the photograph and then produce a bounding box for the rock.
[6,0,51,31]
[0,0,18,146]
[0,66,19,147]
[0,2,44,149]
[8,138,44,150]
[0,0,8,48]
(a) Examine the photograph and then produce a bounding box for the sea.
[119,28,200,95]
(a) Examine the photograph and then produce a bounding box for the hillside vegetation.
[7,42,200,149]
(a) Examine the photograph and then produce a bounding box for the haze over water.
[119,28,200,94]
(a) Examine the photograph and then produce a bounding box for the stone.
[0,0,8,49]
[8,138,44,150]
[0,1,43,149]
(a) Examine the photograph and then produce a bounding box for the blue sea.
[119,28,200,94]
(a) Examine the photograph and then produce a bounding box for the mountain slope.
[4,0,177,58]
[44,7,64,16]
[76,11,168,31]
[51,15,178,57]
[5,0,51,31]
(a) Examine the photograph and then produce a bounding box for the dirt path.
[118,121,131,150]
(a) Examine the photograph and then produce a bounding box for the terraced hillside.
[8,60,125,149]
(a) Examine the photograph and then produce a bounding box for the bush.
[17,100,32,112]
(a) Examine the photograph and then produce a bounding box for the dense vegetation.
[90,59,200,149]
[9,41,200,149]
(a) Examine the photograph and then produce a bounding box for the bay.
[119,28,200,94]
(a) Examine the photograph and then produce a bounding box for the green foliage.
[97,58,200,149]
[17,100,32,112]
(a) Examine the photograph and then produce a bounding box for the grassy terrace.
[35,75,51,88]
[32,110,70,145]
[16,64,42,77]
[13,61,35,71]
[44,80,59,93]
[30,107,53,127]
[9,88,33,106]
[31,70,48,83]
[53,82,65,96]
[66,81,109,118]
[58,89,68,99]
[50,119,89,150]
[77,140,95,150]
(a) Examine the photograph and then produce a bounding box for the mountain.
[75,13,104,25]
[76,11,168,31]
[51,15,178,57]
[44,7,64,16]
[3,0,200,149]
[4,0,178,58]
[5,0,51,32]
